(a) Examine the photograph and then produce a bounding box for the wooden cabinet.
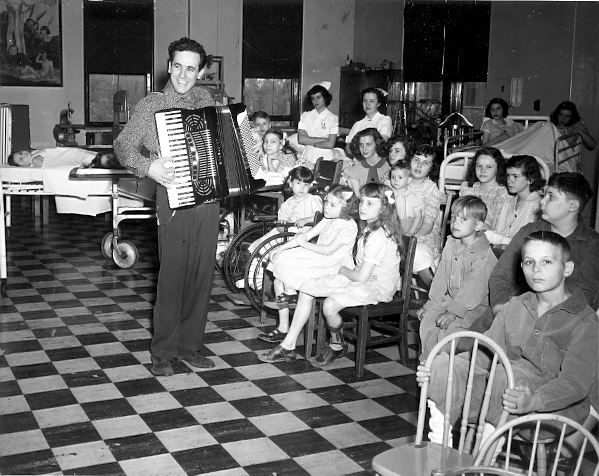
[338,69,403,129]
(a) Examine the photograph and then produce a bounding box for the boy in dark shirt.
[418,231,598,444]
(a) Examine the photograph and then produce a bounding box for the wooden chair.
[313,157,343,193]
[314,235,418,376]
[371,331,515,476]
[433,414,599,476]
[431,466,522,476]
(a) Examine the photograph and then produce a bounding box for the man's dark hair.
[7,152,15,166]
[547,172,594,214]
[523,230,571,264]
[167,37,210,71]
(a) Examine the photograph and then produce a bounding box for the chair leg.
[355,310,369,377]
[316,300,327,352]
[398,313,410,366]
[536,443,547,476]
[260,270,272,325]
[304,300,316,358]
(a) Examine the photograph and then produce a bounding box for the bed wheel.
[101,232,114,259]
[112,241,138,269]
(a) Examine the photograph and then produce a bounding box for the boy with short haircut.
[418,231,598,444]
[490,172,599,316]
[251,111,271,138]
[418,195,497,358]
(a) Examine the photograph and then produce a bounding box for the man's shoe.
[258,345,297,363]
[176,349,215,369]
[151,355,174,376]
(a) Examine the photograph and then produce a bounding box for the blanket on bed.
[497,122,579,172]
[39,148,112,215]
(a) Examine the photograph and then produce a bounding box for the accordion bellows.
[155,104,265,208]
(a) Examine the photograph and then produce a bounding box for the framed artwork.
[199,56,222,85]
[86,73,149,126]
[0,0,63,86]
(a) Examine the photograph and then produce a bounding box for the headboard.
[1,104,31,163]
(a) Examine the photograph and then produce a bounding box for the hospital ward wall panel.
[302,0,355,118]
[488,1,599,225]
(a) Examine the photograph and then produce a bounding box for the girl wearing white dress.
[257,185,359,344]
[259,183,403,367]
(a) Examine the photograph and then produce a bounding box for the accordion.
[155,104,265,209]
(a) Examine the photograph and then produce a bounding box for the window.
[403,1,491,117]
[84,0,153,126]
[242,0,303,127]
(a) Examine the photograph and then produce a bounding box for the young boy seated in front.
[418,195,497,359]
[417,231,598,445]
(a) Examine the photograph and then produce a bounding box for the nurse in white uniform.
[345,88,392,147]
[287,81,339,169]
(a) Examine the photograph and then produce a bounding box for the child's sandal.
[257,329,287,343]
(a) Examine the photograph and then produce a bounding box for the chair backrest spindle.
[417,332,516,454]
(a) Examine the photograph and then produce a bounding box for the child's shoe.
[258,329,287,343]
[258,345,297,363]
[310,343,348,367]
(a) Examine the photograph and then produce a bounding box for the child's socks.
[427,400,453,446]
[480,422,504,463]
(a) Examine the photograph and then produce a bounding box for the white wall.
[302,0,355,117]
[155,0,242,103]
[1,0,85,149]
[488,1,599,225]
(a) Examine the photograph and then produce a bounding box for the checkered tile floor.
[1,200,420,475]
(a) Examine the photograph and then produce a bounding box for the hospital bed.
[69,167,156,268]
[443,115,549,158]
[443,115,582,172]
[0,151,156,269]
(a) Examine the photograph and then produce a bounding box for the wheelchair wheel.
[216,202,277,273]
[244,232,295,313]
[222,222,275,292]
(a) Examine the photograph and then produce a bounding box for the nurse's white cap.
[310,81,331,90]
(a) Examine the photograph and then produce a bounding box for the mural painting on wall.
[0,0,62,87]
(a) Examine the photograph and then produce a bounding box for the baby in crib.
[8,149,119,169]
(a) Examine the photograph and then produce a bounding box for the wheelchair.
[223,157,343,312]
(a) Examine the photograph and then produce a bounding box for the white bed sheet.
[1,148,113,216]
[0,164,43,182]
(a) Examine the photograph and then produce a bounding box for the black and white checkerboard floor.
[1,201,420,475]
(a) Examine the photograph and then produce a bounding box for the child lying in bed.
[8,150,120,169]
